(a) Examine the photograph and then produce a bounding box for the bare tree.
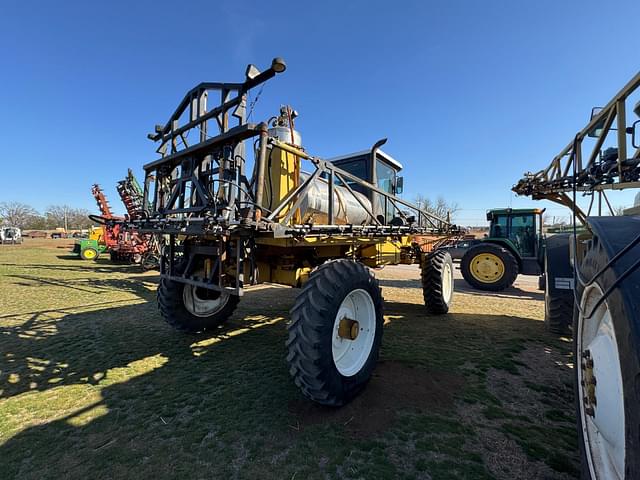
[413,194,459,221]
[45,205,93,230]
[614,205,626,216]
[0,202,38,228]
[45,205,70,230]
[67,208,93,229]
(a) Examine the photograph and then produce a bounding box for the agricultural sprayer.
[125,58,459,405]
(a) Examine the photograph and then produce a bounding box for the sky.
[1,0,639,225]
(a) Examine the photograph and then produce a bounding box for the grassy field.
[0,240,578,479]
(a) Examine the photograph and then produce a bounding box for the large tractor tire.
[544,234,574,335]
[157,277,239,333]
[544,292,573,335]
[460,243,518,291]
[421,250,454,314]
[286,259,384,406]
[573,217,640,479]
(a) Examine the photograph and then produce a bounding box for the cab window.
[375,160,397,224]
[376,161,396,194]
[331,157,369,196]
[490,215,508,238]
[336,159,369,182]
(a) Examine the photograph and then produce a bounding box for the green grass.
[0,242,578,479]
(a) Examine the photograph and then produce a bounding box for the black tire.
[80,247,99,261]
[157,277,240,333]
[141,254,160,271]
[573,224,640,479]
[421,250,454,314]
[286,259,384,406]
[544,233,574,335]
[460,243,518,291]
[544,291,573,335]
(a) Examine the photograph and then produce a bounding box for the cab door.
[508,213,537,258]
[375,159,397,224]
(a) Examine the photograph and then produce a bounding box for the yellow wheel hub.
[83,249,96,259]
[338,317,360,340]
[470,253,505,283]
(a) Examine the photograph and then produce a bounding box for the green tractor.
[460,208,574,334]
[72,226,108,260]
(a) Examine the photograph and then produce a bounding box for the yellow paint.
[262,145,300,223]
[270,265,311,287]
[89,226,104,243]
[360,241,403,267]
[470,252,505,283]
[255,234,413,248]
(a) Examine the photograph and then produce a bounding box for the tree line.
[1,196,459,230]
[413,194,460,221]
[0,201,94,230]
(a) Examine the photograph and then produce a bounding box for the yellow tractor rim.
[470,252,505,283]
[83,249,96,259]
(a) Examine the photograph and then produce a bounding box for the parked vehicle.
[123,58,458,406]
[0,227,22,244]
[438,238,481,260]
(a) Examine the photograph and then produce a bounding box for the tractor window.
[490,215,508,238]
[510,214,536,257]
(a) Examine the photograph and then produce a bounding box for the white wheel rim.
[578,283,625,480]
[442,261,453,304]
[331,289,376,377]
[183,285,230,318]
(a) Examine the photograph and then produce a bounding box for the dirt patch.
[457,341,578,480]
[288,361,464,437]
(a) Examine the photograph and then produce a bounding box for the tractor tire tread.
[286,259,383,406]
[421,249,453,314]
[545,292,573,335]
[157,277,239,333]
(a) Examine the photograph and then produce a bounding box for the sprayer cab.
[329,148,403,195]
[328,146,405,224]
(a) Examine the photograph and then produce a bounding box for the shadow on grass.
[377,277,544,301]
[5,273,159,297]
[0,283,559,479]
[4,259,146,274]
[453,279,544,301]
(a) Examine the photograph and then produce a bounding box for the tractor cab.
[328,144,404,224]
[486,208,544,263]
